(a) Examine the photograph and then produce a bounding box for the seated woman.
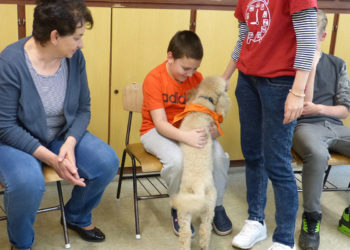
[0,1,119,249]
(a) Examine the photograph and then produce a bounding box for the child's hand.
[302,101,319,116]
[209,122,220,139]
[184,128,208,148]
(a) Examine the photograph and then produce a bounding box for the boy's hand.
[302,101,319,116]
[209,122,220,139]
[184,128,208,148]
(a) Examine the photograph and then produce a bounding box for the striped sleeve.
[292,8,317,71]
[232,21,249,61]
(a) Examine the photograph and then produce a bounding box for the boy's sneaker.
[338,206,350,237]
[171,208,194,237]
[298,211,322,250]
[268,242,296,250]
[212,205,232,236]
[231,219,267,249]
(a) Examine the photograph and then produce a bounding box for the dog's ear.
[215,92,231,118]
[186,87,198,102]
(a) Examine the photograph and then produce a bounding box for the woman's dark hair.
[33,0,93,45]
[167,30,203,60]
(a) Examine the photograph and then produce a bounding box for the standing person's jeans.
[235,72,298,247]
[0,131,119,250]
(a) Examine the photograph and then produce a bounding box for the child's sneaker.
[212,205,232,236]
[171,208,194,237]
[232,219,267,249]
[338,206,350,237]
[268,242,296,250]
[298,211,322,250]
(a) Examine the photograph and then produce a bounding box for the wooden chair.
[0,165,70,248]
[292,149,350,192]
[116,82,168,239]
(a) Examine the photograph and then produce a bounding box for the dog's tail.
[171,193,207,214]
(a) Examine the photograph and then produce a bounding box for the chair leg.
[56,181,71,249]
[323,165,332,188]
[116,149,127,200]
[131,156,141,239]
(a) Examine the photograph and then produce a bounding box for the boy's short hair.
[167,30,203,60]
[317,10,328,38]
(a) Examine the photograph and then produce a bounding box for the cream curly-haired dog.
[171,75,231,250]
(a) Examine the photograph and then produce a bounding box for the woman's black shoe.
[61,218,105,242]
[67,223,105,242]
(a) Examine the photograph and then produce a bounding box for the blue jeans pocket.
[266,76,294,87]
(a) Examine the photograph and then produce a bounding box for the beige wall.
[0,5,18,52]
[334,14,350,127]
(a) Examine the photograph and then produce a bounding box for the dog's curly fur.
[172,76,231,250]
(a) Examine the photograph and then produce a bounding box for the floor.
[0,165,349,250]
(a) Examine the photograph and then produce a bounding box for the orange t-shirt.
[140,61,203,136]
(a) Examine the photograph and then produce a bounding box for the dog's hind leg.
[178,210,192,250]
[199,187,216,250]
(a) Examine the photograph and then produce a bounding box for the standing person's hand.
[283,91,304,124]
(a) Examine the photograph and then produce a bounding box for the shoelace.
[303,217,320,233]
[239,221,261,238]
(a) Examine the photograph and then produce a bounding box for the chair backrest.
[122,83,143,113]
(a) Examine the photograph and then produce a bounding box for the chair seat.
[0,164,70,248]
[42,165,63,182]
[126,143,162,173]
[0,165,62,189]
[328,153,350,166]
[292,150,350,166]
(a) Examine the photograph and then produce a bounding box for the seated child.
[140,30,232,236]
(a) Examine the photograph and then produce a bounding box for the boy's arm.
[303,61,350,119]
[302,102,349,119]
[150,108,208,148]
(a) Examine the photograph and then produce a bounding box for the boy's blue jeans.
[235,72,298,247]
[0,132,119,250]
